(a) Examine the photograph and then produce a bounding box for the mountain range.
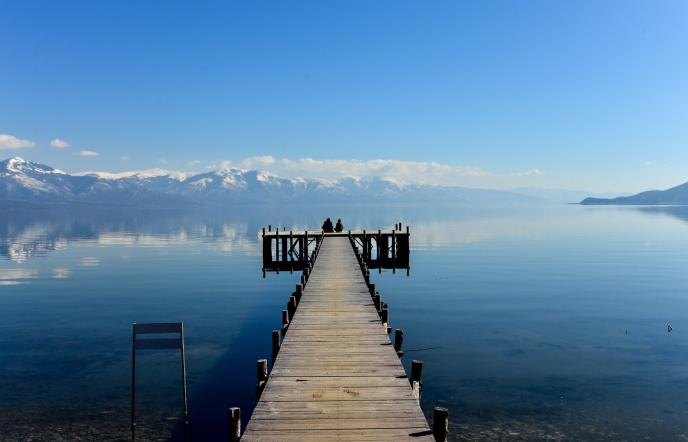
[581,181,688,205]
[1,157,542,206]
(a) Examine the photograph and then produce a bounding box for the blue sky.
[1,1,686,192]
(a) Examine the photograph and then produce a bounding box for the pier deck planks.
[242,236,432,441]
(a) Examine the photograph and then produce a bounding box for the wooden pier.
[235,232,446,441]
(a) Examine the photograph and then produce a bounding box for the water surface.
[1,205,688,440]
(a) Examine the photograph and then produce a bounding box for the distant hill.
[513,187,628,204]
[581,181,688,205]
[1,156,542,207]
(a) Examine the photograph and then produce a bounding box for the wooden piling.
[275,229,280,274]
[288,296,297,320]
[411,359,424,386]
[271,330,280,363]
[281,310,289,330]
[394,329,404,357]
[256,359,268,398]
[368,282,375,296]
[282,235,288,262]
[304,230,308,261]
[433,407,449,442]
[228,407,241,442]
[373,293,381,311]
[412,380,421,403]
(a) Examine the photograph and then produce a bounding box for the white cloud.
[511,169,544,177]
[78,150,99,157]
[0,133,36,149]
[66,153,546,189]
[50,138,70,148]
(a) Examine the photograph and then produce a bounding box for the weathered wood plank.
[242,236,431,440]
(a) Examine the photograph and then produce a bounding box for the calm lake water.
[1,205,688,441]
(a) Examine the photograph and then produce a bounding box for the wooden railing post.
[394,329,404,357]
[433,407,449,441]
[256,359,268,398]
[271,330,281,364]
[281,310,289,331]
[411,359,423,386]
[288,296,297,320]
[228,407,241,442]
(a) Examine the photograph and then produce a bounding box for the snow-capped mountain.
[1,157,539,206]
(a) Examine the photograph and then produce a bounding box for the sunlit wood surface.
[242,236,432,441]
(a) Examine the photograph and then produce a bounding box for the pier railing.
[261,223,410,273]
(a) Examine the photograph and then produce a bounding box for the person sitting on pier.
[322,217,334,233]
[335,219,344,232]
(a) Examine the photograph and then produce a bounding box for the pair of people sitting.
[322,218,343,233]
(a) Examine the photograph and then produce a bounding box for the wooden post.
[381,306,388,326]
[272,330,281,363]
[289,296,297,320]
[378,229,382,262]
[275,229,280,273]
[363,230,368,261]
[296,284,303,296]
[392,230,396,262]
[228,407,241,442]
[411,359,423,386]
[180,324,189,432]
[298,235,303,262]
[256,359,268,398]
[281,310,289,330]
[412,380,421,403]
[262,228,270,269]
[373,293,381,311]
[368,282,375,296]
[433,407,449,442]
[268,225,272,232]
[131,324,136,439]
[301,274,306,286]
[394,329,404,357]
[282,235,288,262]
[289,231,294,262]
[304,230,308,262]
